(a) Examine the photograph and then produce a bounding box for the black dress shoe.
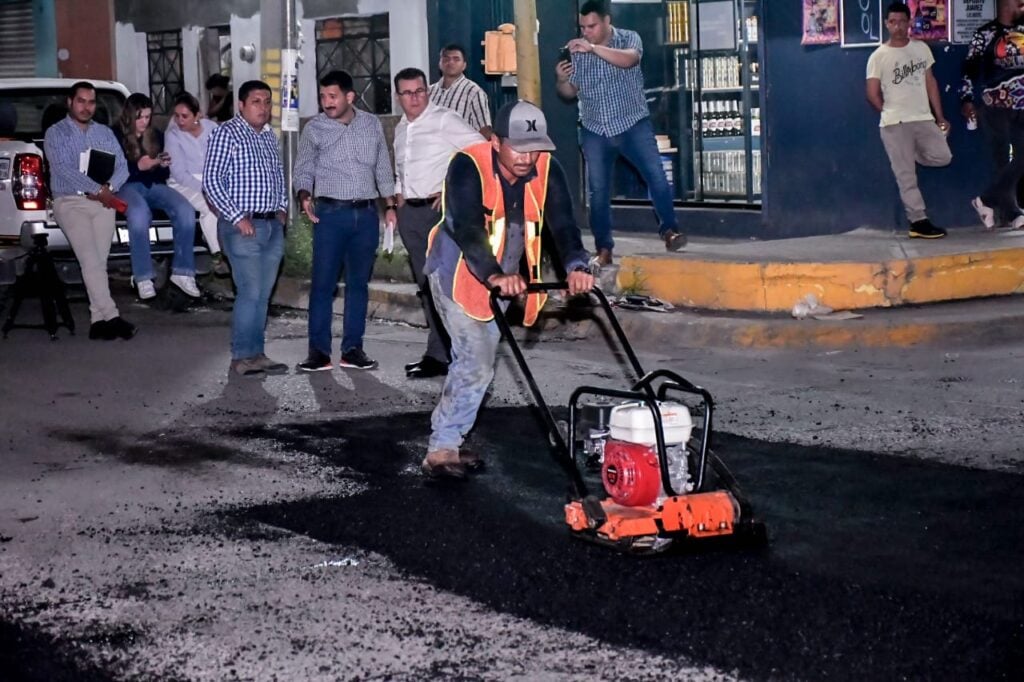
[88,320,116,340]
[406,357,449,378]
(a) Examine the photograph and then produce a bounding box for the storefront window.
[608,0,762,208]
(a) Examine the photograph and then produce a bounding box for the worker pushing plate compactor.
[490,283,765,555]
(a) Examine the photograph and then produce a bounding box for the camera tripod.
[1,233,75,340]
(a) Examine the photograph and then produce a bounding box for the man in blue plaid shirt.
[203,80,289,378]
[555,0,685,267]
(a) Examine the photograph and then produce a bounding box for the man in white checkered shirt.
[428,43,493,138]
[555,0,686,267]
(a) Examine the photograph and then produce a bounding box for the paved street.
[1,287,1022,680]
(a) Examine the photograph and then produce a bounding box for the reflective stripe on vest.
[433,141,552,326]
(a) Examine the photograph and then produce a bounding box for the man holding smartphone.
[555,0,685,267]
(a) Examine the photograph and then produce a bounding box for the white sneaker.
[971,197,995,230]
[136,279,156,300]
[170,274,201,298]
[1011,215,1024,231]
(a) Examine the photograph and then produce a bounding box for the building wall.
[52,0,115,79]
[112,0,429,120]
[299,0,431,119]
[760,3,987,236]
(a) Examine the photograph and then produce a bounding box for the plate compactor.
[490,283,763,554]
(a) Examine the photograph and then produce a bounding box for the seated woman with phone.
[114,93,200,300]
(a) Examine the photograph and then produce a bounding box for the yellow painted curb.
[619,247,1024,312]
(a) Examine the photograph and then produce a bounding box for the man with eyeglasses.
[293,70,397,372]
[429,43,493,138]
[393,67,484,379]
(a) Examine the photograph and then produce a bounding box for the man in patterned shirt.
[293,70,397,372]
[555,0,685,267]
[429,44,493,138]
[960,0,1024,229]
[203,80,290,377]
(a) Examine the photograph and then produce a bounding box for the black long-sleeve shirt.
[113,127,170,186]
[425,149,588,290]
[960,20,1024,108]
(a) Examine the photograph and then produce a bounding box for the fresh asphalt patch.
[223,406,1024,681]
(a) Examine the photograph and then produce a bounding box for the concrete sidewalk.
[229,227,1024,350]
[604,227,1024,312]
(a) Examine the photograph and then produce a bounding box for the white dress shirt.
[394,102,484,199]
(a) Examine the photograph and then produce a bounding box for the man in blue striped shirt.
[555,0,685,266]
[293,70,397,372]
[45,81,136,341]
[203,80,289,378]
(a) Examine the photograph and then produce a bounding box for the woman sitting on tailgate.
[164,91,227,276]
[115,93,199,300]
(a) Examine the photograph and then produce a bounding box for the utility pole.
[513,0,541,105]
[260,0,300,225]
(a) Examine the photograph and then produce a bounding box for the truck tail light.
[13,153,47,211]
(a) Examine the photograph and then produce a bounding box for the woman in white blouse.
[164,92,226,274]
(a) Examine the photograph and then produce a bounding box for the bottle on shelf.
[745,15,759,43]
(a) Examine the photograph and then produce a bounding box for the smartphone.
[558,46,571,63]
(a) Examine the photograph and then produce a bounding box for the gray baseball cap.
[493,100,556,152]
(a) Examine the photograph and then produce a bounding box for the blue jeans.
[120,182,197,280]
[218,217,284,360]
[581,117,678,252]
[309,203,378,355]
[427,272,502,452]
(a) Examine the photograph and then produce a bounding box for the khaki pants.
[52,195,119,323]
[879,121,952,223]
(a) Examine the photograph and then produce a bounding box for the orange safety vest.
[429,141,552,326]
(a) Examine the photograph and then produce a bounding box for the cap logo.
[525,119,537,132]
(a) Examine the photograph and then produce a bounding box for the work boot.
[421,448,467,480]
[253,354,288,375]
[230,357,264,377]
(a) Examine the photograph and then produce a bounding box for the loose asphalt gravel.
[1,284,1022,680]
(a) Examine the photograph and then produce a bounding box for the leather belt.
[317,197,373,208]
[249,211,279,220]
[404,197,437,207]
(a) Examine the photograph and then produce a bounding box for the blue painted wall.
[762,2,988,236]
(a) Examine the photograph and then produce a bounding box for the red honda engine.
[601,440,662,507]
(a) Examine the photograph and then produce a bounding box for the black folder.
[80,149,115,184]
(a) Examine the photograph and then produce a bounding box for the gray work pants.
[879,121,952,223]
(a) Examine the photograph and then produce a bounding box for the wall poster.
[952,0,995,44]
[803,0,841,45]
[907,0,951,41]
[841,0,883,48]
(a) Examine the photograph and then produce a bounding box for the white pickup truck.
[0,78,205,286]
